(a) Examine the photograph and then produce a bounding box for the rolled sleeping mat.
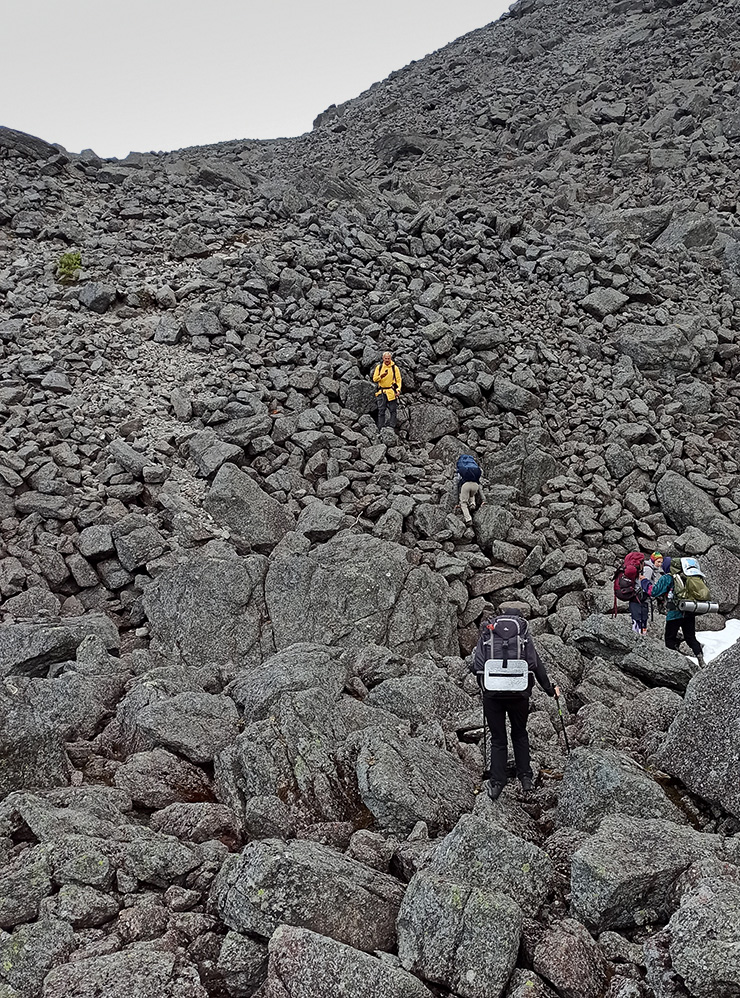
[677,600,719,614]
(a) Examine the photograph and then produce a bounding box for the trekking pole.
[482,701,489,779]
[555,693,571,754]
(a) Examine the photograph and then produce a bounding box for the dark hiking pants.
[377,394,397,428]
[483,696,532,784]
[665,613,703,657]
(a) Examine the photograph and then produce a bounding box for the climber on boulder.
[650,555,707,667]
[471,607,560,801]
[372,351,402,430]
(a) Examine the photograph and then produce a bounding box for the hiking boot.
[697,653,706,668]
[486,781,505,801]
[519,775,534,793]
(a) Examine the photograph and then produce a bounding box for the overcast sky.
[3,1,510,160]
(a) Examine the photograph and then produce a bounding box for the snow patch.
[696,620,740,663]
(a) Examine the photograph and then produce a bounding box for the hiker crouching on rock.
[455,455,484,524]
[372,351,402,430]
[471,607,560,801]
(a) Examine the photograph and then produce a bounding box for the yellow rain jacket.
[373,361,402,401]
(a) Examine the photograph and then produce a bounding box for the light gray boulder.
[0,616,119,678]
[42,948,208,998]
[555,748,686,833]
[0,690,70,800]
[265,532,457,656]
[398,874,522,998]
[571,814,726,930]
[264,925,433,998]
[655,644,740,819]
[656,473,740,555]
[225,643,348,721]
[204,463,295,550]
[0,918,75,996]
[662,877,740,998]
[210,838,404,952]
[350,726,476,836]
[143,552,274,669]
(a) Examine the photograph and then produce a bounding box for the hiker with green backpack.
[650,555,718,667]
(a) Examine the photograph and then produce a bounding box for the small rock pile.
[0,0,739,995]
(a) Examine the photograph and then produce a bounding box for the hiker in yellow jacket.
[372,351,402,430]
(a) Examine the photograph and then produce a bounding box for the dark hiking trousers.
[483,696,532,784]
[665,613,703,657]
[377,394,397,429]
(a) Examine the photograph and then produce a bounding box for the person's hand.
[554,685,561,698]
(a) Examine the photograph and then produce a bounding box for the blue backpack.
[457,455,482,483]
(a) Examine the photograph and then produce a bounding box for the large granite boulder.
[614,320,717,373]
[0,690,70,799]
[265,532,457,655]
[210,838,404,952]
[0,616,119,678]
[143,551,274,668]
[656,877,740,998]
[571,815,727,930]
[350,726,477,836]
[204,463,295,550]
[397,815,555,998]
[225,643,349,721]
[655,644,740,819]
[43,948,208,998]
[656,473,740,555]
[264,925,434,998]
[556,748,685,833]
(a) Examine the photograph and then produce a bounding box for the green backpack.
[671,557,711,604]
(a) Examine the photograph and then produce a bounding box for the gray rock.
[556,748,686,833]
[265,533,457,656]
[225,643,347,721]
[115,684,240,764]
[188,430,243,477]
[492,377,540,413]
[0,845,53,928]
[0,616,119,678]
[264,924,433,998]
[210,838,404,951]
[571,815,723,930]
[77,525,114,560]
[295,502,348,542]
[350,727,477,836]
[590,206,672,244]
[345,380,378,416]
[656,472,740,554]
[184,309,222,338]
[204,463,295,550]
[0,126,58,160]
[42,948,209,998]
[398,872,522,998]
[620,642,697,690]
[365,670,471,728]
[533,918,609,998]
[699,545,740,613]
[0,690,70,799]
[655,643,740,819]
[113,748,214,808]
[217,931,267,997]
[79,282,116,313]
[580,288,629,319]
[0,918,75,996]
[150,802,241,848]
[663,877,740,998]
[408,403,459,442]
[614,320,718,374]
[143,552,273,669]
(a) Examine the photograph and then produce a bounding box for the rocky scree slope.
[1,0,740,995]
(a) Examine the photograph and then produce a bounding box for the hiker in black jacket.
[471,608,559,800]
